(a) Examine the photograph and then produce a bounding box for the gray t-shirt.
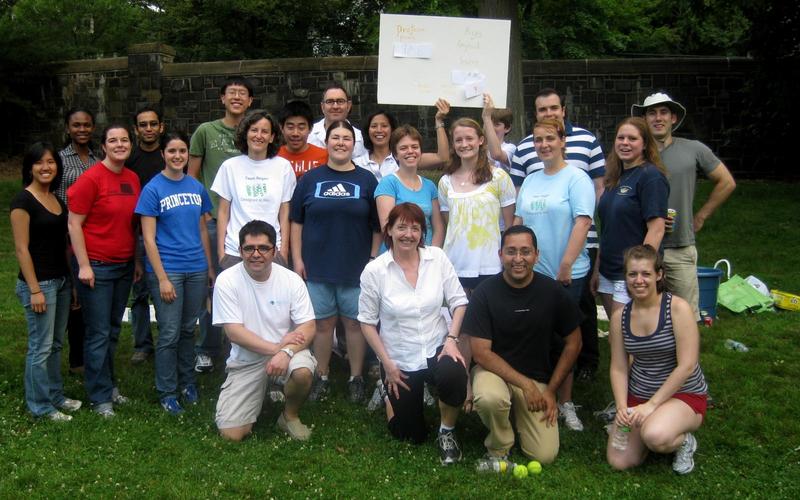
[661,138,720,247]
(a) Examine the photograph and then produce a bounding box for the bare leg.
[313,316,337,376]
[219,424,253,442]
[606,422,649,470]
[557,371,574,402]
[639,399,703,453]
[342,317,365,377]
[439,401,460,428]
[599,292,615,322]
[283,367,313,420]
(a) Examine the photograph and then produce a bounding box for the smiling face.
[368,114,392,149]
[388,217,422,252]
[452,125,484,162]
[66,111,94,147]
[614,124,645,167]
[221,84,253,118]
[625,257,662,301]
[326,125,355,163]
[246,118,274,159]
[645,105,677,141]
[394,135,421,169]
[281,115,311,154]
[162,138,188,174]
[321,88,351,123]
[102,127,132,164]
[31,150,58,187]
[500,232,538,286]
[533,125,565,164]
[240,233,275,280]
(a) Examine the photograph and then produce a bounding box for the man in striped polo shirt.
[510,88,605,400]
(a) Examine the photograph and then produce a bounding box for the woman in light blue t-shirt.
[375,125,444,249]
[135,132,214,415]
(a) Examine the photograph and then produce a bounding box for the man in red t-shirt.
[277,101,328,179]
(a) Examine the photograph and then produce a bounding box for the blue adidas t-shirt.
[374,173,438,248]
[597,163,669,280]
[135,173,213,273]
[290,165,379,286]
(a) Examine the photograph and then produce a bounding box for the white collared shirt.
[358,246,468,371]
[353,152,398,181]
[308,118,367,158]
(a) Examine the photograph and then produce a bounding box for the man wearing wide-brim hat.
[632,92,736,320]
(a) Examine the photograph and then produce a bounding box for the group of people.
[12,75,735,475]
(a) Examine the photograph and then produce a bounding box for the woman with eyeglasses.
[291,120,381,404]
[212,110,296,270]
[135,132,214,415]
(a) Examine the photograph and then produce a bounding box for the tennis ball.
[512,464,529,479]
[527,460,542,474]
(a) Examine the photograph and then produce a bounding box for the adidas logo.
[323,183,351,197]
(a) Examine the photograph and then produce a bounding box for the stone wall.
[13,44,754,174]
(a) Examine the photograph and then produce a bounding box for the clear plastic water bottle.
[725,339,749,352]
[475,459,516,474]
[611,425,630,451]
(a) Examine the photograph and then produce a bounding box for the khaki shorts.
[215,349,316,430]
[663,246,700,321]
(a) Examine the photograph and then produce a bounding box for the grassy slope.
[0,179,798,498]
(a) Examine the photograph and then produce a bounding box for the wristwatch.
[280,347,295,358]
[446,335,460,344]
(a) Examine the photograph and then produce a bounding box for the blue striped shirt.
[510,121,605,247]
[623,293,708,399]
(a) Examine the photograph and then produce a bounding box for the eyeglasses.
[323,99,349,106]
[225,89,250,97]
[242,244,274,256]
[503,248,535,257]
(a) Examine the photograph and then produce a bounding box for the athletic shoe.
[366,380,388,412]
[181,384,199,405]
[160,396,184,416]
[672,433,697,475]
[130,351,149,364]
[111,387,130,405]
[47,410,72,422]
[268,379,286,403]
[423,383,436,407]
[576,367,596,382]
[367,362,381,380]
[559,401,584,431]
[593,401,617,423]
[437,430,462,465]
[194,354,213,373]
[94,403,115,418]
[348,376,366,403]
[277,412,311,441]
[308,377,329,402]
[57,398,82,412]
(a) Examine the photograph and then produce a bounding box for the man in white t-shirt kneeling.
[213,220,317,441]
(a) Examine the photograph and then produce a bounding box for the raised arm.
[420,98,451,169]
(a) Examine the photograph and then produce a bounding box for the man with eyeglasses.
[188,76,254,374]
[213,220,317,442]
[127,105,166,366]
[464,225,582,464]
[307,82,367,157]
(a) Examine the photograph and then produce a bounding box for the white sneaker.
[57,398,82,412]
[558,401,584,431]
[195,354,214,373]
[111,387,130,405]
[47,410,72,422]
[593,401,617,423]
[672,433,697,475]
[423,384,436,407]
[366,380,387,412]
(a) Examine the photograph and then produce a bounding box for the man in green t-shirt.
[632,92,736,320]
[188,76,254,373]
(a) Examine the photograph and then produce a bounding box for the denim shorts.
[306,281,360,320]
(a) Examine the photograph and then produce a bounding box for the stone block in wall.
[170,79,186,92]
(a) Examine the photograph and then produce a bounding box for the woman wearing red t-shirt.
[67,124,141,418]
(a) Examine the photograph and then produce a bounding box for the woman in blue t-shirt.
[135,132,214,415]
[11,142,83,421]
[592,117,669,320]
[375,125,444,249]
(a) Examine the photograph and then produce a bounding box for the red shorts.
[627,392,707,419]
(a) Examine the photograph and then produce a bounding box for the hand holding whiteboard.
[378,14,511,108]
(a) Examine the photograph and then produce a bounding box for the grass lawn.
[0,178,798,498]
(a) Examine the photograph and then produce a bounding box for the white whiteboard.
[377,14,511,108]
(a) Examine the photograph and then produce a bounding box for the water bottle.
[611,425,631,451]
[475,459,516,473]
[725,339,749,352]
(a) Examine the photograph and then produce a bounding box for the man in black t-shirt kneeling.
[464,225,582,464]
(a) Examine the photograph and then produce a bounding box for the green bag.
[716,260,774,314]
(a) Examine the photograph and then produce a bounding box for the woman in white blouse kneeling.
[358,203,469,466]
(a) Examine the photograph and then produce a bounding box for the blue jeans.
[131,237,153,353]
[196,218,221,358]
[74,260,134,406]
[148,271,206,397]
[16,277,70,416]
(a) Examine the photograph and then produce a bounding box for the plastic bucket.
[697,266,724,318]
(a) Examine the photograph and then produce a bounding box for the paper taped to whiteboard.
[393,42,433,59]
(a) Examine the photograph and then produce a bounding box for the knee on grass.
[219,424,253,442]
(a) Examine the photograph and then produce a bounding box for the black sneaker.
[437,430,462,465]
[308,377,329,402]
[348,376,366,403]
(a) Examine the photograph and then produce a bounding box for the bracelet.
[280,347,295,358]
[435,123,445,129]
[446,335,460,344]
[30,290,43,295]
